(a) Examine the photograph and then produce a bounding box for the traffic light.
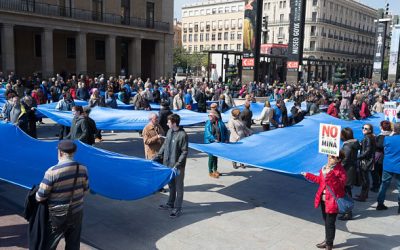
[385,3,389,16]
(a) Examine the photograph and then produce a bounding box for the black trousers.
[359,168,370,196]
[45,211,83,250]
[59,125,70,140]
[262,123,270,131]
[320,201,337,247]
[371,163,382,190]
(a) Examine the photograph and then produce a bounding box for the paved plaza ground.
[1,118,400,250]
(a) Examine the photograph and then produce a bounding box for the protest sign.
[319,123,341,156]
[384,101,398,123]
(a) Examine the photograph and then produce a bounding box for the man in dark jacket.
[240,101,253,129]
[66,106,90,144]
[195,84,207,113]
[154,114,188,218]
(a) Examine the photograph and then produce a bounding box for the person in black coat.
[240,101,253,129]
[195,85,207,113]
[339,127,360,220]
[159,101,173,134]
[372,121,392,192]
[355,123,376,202]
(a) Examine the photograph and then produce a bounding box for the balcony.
[305,18,375,36]
[0,0,170,32]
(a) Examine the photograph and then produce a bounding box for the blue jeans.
[377,170,400,205]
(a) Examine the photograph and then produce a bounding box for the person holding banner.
[339,128,360,220]
[301,151,347,250]
[354,124,376,202]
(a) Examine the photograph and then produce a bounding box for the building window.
[200,33,204,42]
[280,14,284,22]
[212,33,216,41]
[146,2,155,28]
[231,32,235,40]
[22,0,35,12]
[237,44,241,51]
[34,34,41,57]
[218,33,222,41]
[189,34,192,42]
[95,40,105,60]
[225,7,230,13]
[231,19,237,29]
[211,45,216,50]
[183,34,187,42]
[183,11,187,17]
[238,19,243,29]
[121,0,130,24]
[188,46,192,53]
[311,12,317,22]
[310,41,316,51]
[218,20,223,30]
[59,0,72,17]
[206,9,211,15]
[225,20,230,29]
[212,21,217,30]
[310,26,316,36]
[194,34,198,42]
[66,37,76,59]
[212,8,216,14]
[283,1,286,8]
[206,33,210,41]
[200,45,204,51]
[237,32,242,40]
[238,5,243,11]
[312,0,318,6]
[92,0,103,21]
[231,5,237,12]
[224,32,228,40]
[194,46,198,52]
[218,7,223,13]
[224,44,228,50]
[217,44,222,50]
[278,27,284,37]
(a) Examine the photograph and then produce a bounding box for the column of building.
[129,37,141,77]
[1,24,15,75]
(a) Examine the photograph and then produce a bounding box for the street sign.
[242,58,255,68]
[287,61,299,69]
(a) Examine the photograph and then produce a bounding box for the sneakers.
[169,208,182,218]
[159,204,174,210]
[95,138,103,143]
[376,204,388,210]
[214,171,220,177]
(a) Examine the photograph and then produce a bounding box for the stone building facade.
[0,0,174,79]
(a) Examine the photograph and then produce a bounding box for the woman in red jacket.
[302,151,347,250]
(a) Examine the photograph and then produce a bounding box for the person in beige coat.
[227,109,252,169]
[143,113,165,160]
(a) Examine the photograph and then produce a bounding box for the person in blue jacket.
[204,109,228,178]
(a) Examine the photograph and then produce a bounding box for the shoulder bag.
[325,184,354,214]
[49,164,79,230]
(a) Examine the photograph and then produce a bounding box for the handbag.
[49,164,79,229]
[326,184,354,214]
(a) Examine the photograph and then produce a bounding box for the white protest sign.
[319,123,341,156]
[384,101,398,123]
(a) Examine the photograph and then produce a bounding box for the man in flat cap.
[36,140,89,249]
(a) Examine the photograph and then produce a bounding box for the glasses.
[362,127,369,130]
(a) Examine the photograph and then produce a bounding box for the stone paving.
[1,118,399,250]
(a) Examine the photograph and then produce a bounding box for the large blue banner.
[0,122,175,200]
[189,113,393,175]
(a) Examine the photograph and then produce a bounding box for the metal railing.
[0,0,170,32]
[306,18,375,36]
[304,47,374,60]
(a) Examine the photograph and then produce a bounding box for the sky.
[173,0,400,20]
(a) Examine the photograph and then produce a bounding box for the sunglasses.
[362,127,369,130]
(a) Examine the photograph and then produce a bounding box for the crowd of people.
[1,71,400,249]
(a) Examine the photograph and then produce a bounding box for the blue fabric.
[383,135,400,174]
[36,105,210,130]
[189,113,391,175]
[0,122,175,200]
